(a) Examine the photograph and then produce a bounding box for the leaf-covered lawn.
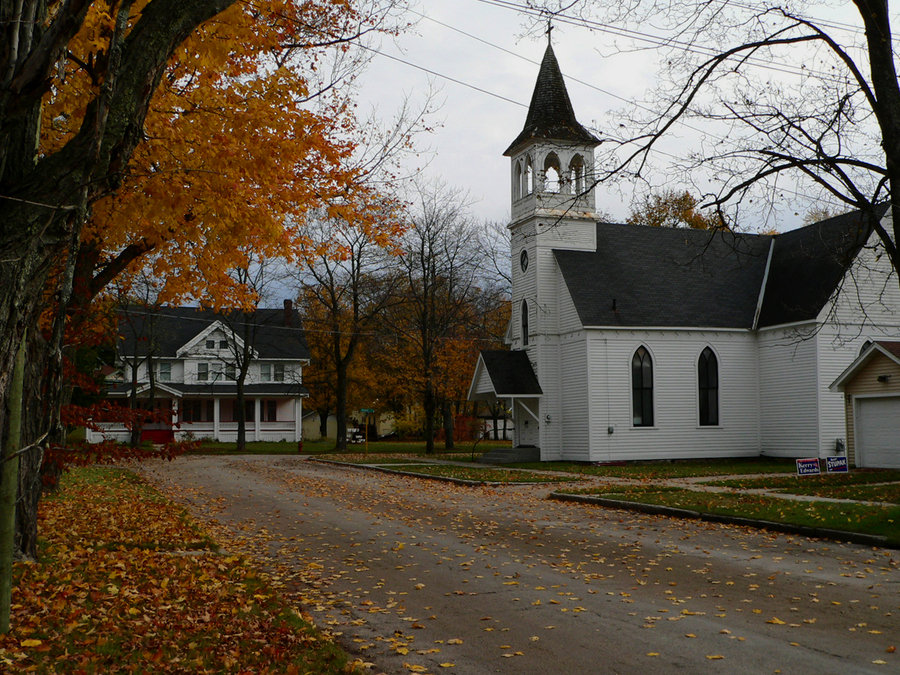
[512,458,796,479]
[706,469,900,490]
[0,466,360,674]
[558,484,900,543]
[398,464,579,484]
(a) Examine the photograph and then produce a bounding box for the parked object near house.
[468,43,900,463]
[830,341,900,468]
[87,303,309,444]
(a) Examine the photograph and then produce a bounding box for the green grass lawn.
[510,457,796,479]
[381,464,580,484]
[707,469,900,489]
[557,484,900,544]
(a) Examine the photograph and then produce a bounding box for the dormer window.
[219,339,228,349]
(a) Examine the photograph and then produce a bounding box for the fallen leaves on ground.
[0,466,359,674]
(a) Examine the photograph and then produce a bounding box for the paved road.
[137,456,899,674]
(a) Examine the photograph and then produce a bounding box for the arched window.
[698,347,719,426]
[521,300,529,346]
[631,346,653,426]
[524,155,534,195]
[544,152,561,193]
[514,160,523,200]
[569,154,585,194]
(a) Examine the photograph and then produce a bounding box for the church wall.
[814,226,900,456]
[582,329,760,461]
[757,326,820,456]
[556,335,589,460]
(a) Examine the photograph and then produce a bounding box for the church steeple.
[504,43,600,157]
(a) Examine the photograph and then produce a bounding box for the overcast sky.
[354,0,879,232]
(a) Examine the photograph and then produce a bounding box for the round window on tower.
[520,249,529,272]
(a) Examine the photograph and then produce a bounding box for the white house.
[88,302,308,444]
[468,43,900,464]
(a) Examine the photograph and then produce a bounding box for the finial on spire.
[546,18,554,45]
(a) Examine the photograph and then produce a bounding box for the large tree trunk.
[318,409,328,439]
[423,378,436,455]
[334,360,349,451]
[442,398,454,451]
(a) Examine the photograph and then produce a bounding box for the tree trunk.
[423,379,436,455]
[334,360,349,451]
[442,398,454,451]
[0,336,25,634]
[318,409,328,439]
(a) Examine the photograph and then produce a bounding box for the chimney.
[283,299,293,327]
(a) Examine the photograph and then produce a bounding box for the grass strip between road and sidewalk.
[317,455,580,484]
[511,458,797,479]
[0,466,362,674]
[556,484,900,545]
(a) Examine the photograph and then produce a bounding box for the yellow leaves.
[404,663,427,672]
[446,638,463,645]
[706,654,725,660]
[19,639,43,648]
[439,663,455,668]
[766,617,787,625]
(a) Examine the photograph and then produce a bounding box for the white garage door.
[857,397,900,469]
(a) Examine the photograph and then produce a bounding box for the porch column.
[171,398,180,440]
[295,398,302,442]
[213,398,220,440]
[254,398,261,441]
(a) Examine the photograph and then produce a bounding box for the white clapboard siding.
[814,235,900,454]
[757,326,819,456]
[584,330,760,461]
[559,337,590,460]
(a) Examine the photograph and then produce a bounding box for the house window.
[631,346,654,427]
[219,339,228,349]
[157,362,171,382]
[521,300,529,346]
[197,362,208,381]
[274,363,285,382]
[698,347,719,426]
[520,249,529,273]
[261,400,278,422]
[205,339,215,349]
[260,363,272,382]
[225,363,236,380]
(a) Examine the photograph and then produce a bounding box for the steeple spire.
[503,43,600,157]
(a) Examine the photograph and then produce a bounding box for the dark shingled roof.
[479,350,543,396]
[756,206,885,327]
[106,382,309,397]
[555,223,772,328]
[503,43,600,156]
[876,340,900,359]
[554,208,882,329]
[117,306,309,360]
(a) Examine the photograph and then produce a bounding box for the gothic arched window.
[524,155,534,195]
[514,160,523,200]
[569,154,585,193]
[698,347,719,426]
[521,299,529,346]
[544,152,561,193]
[631,346,653,426]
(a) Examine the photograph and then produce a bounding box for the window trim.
[697,346,720,427]
[631,345,654,427]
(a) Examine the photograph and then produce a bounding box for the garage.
[855,396,900,468]
[830,340,900,468]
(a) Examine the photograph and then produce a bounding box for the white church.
[468,43,900,466]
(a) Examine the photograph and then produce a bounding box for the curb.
[549,492,895,549]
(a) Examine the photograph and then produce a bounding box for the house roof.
[554,208,883,330]
[107,382,309,397]
[756,206,884,327]
[117,306,309,360]
[503,43,600,156]
[477,350,543,397]
[830,339,900,391]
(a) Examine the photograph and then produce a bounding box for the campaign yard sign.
[796,458,821,476]
[825,456,849,473]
